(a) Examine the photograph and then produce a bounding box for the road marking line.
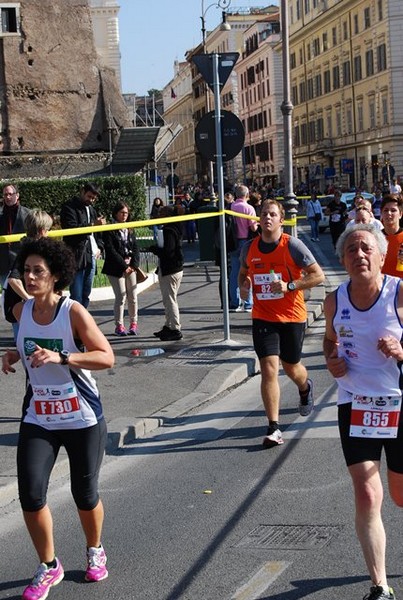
[231,561,290,600]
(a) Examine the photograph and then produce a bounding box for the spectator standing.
[183,191,196,243]
[238,199,324,448]
[372,188,383,220]
[0,183,31,287]
[2,237,114,600]
[60,183,105,308]
[150,197,164,241]
[6,210,53,341]
[380,194,403,278]
[229,185,258,311]
[326,190,347,248]
[102,201,140,336]
[389,177,402,195]
[306,193,323,241]
[323,225,401,600]
[149,205,184,341]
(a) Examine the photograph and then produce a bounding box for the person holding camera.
[102,201,140,336]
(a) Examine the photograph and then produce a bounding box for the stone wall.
[0,0,131,154]
[0,152,111,179]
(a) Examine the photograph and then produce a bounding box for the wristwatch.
[59,350,71,365]
[287,281,297,292]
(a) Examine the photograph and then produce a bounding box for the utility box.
[197,203,218,261]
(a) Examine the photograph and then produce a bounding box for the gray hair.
[234,184,249,199]
[335,224,388,260]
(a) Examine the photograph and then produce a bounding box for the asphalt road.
[1,313,402,600]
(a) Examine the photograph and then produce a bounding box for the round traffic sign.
[195,110,245,162]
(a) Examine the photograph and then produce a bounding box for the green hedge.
[7,174,147,222]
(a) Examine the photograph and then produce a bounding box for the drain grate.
[236,524,341,550]
[170,347,224,360]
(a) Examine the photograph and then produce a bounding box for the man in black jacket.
[60,183,105,308]
[0,183,31,286]
[149,204,184,341]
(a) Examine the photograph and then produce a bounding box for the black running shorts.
[252,319,306,364]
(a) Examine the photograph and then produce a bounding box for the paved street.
[1,224,401,600]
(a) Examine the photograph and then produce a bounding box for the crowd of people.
[1,178,403,600]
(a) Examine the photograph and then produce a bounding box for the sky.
[118,0,278,96]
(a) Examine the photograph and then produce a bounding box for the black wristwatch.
[287,281,297,292]
[59,350,71,365]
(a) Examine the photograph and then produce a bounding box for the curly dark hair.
[17,238,76,292]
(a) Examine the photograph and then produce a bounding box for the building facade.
[289,0,403,191]
[88,0,122,89]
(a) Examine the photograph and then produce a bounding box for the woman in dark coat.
[102,201,140,336]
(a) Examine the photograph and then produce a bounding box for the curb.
[0,282,327,509]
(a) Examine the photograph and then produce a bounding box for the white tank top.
[334,275,403,403]
[17,297,103,429]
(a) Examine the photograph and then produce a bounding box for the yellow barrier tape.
[0,208,296,244]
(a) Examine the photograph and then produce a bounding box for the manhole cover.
[170,347,223,360]
[236,524,341,550]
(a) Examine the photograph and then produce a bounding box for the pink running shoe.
[128,322,138,335]
[85,545,108,582]
[114,324,127,336]
[22,558,64,600]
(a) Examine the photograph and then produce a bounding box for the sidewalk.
[0,226,341,508]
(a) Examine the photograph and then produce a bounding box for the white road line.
[231,561,290,600]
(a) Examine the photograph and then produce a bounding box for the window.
[307,42,311,61]
[332,26,337,46]
[307,78,314,100]
[343,21,348,40]
[301,123,308,145]
[346,105,353,134]
[333,65,340,89]
[296,0,301,20]
[309,120,316,143]
[343,61,351,85]
[304,0,310,14]
[357,103,364,131]
[336,110,342,136]
[316,118,324,140]
[354,55,362,81]
[322,32,328,51]
[290,52,296,69]
[299,81,306,102]
[366,49,374,76]
[313,38,320,57]
[378,0,383,20]
[292,85,299,105]
[369,99,376,128]
[381,96,388,125]
[377,43,387,72]
[324,70,331,93]
[354,14,359,34]
[364,7,371,29]
[294,125,301,147]
[315,73,322,96]
[0,5,19,34]
[326,112,333,138]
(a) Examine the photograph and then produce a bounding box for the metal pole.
[170,162,175,201]
[212,53,230,341]
[280,0,298,236]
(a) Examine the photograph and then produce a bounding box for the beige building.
[237,14,283,188]
[163,61,195,186]
[89,0,122,89]
[289,0,403,192]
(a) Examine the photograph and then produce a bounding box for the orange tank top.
[382,230,403,278]
[245,234,307,323]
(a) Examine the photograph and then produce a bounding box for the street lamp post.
[200,0,231,198]
[280,0,298,236]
